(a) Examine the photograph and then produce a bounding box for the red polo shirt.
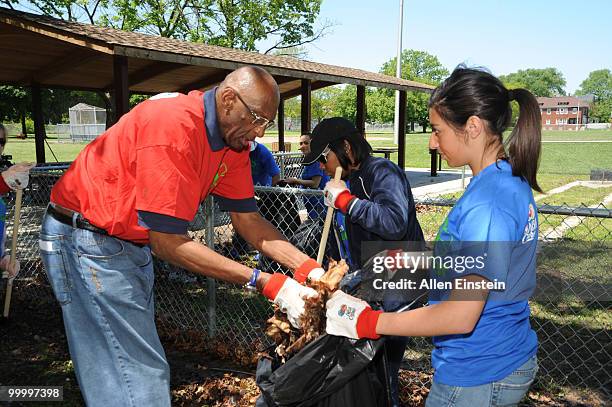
[51,90,255,244]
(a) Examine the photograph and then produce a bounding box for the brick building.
[537,96,591,130]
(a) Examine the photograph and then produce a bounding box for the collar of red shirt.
[204,86,227,152]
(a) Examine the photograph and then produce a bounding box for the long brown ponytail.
[506,88,542,192]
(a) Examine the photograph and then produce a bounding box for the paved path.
[541,192,612,240]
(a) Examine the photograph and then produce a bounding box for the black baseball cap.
[302,117,362,164]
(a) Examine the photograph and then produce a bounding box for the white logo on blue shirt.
[522,203,537,243]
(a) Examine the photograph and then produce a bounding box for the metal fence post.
[205,195,216,338]
[280,153,286,179]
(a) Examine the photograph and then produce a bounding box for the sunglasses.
[228,87,275,130]
[318,145,331,164]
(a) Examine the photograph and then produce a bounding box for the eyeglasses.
[0,138,6,146]
[228,87,275,130]
[318,145,331,164]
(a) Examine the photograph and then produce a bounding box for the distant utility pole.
[393,0,404,144]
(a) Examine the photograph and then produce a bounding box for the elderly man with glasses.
[40,67,325,407]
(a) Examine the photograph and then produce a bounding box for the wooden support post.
[397,90,407,170]
[429,149,438,177]
[356,85,366,137]
[112,55,129,123]
[277,99,285,151]
[301,79,311,134]
[31,83,46,164]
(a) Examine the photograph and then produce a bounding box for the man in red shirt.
[40,67,324,407]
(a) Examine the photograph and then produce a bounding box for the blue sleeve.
[302,163,324,180]
[213,195,258,212]
[347,166,410,240]
[138,211,189,234]
[264,148,280,177]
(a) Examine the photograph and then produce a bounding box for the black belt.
[46,204,146,248]
[47,204,109,235]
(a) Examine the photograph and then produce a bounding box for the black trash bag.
[256,334,391,407]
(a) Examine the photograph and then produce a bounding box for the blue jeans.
[426,355,538,407]
[39,213,171,407]
[386,336,407,407]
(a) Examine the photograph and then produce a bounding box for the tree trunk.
[21,114,27,138]
[410,121,415,132]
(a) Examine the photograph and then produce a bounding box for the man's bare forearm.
[230,212,310,270]
[149,231,270,289]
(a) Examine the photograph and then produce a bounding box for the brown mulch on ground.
[0,292,608,406]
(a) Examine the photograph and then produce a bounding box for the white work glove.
[323,179,355,213]
[294,258,325,284]
[2,162,35,190]
[262,273,318,328]
[325,290,382,340]
[0,255,20,282]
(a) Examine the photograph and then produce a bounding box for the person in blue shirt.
[324,66,542,407]
[250,141,280,186]
[284,133,329,219]
[302,117,425,407]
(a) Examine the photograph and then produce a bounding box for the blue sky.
[290,0,612,94]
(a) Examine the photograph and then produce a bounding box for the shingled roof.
[0,7,433,95]
[537,96,591,109]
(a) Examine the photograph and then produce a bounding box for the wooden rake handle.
[4,188,23,318]
[316,166,343,264]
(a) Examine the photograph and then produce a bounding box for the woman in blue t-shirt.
[284,133,329,219]
[324,67,542,407]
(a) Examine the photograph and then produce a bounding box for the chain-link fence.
[2,165,610,403]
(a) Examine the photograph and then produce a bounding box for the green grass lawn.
[4,129,612,178]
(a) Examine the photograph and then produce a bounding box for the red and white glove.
[262,273,318,328]
[294,258,325,284]
[1,163,35,190]
[0,255,20,282]
[325,291,383,340]
[323,179,356,213]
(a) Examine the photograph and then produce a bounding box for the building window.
[547,108,551,115]
[546,119,551,125]
[572,107,578,113]
[558,108,568,115]
[556,119,566,125]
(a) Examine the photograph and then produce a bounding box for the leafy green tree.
[366,88,394,124]
[589,99,612,124]
[0,85,30,135]
[333,85,357,122]
[498,68,566,97]
[576,69,612,101]
[4,0,330,54]
[375,50,449,131]
[576,69,612,123]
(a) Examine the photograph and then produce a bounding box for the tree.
[373,50,449,131]
[589,99,612,124]
[576,69,612,123]
[576,69,612,101]
[498,68,566,97]
[3,0,331,54]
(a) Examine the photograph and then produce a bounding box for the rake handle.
[4,188,23,318]
[317,166,343,264]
